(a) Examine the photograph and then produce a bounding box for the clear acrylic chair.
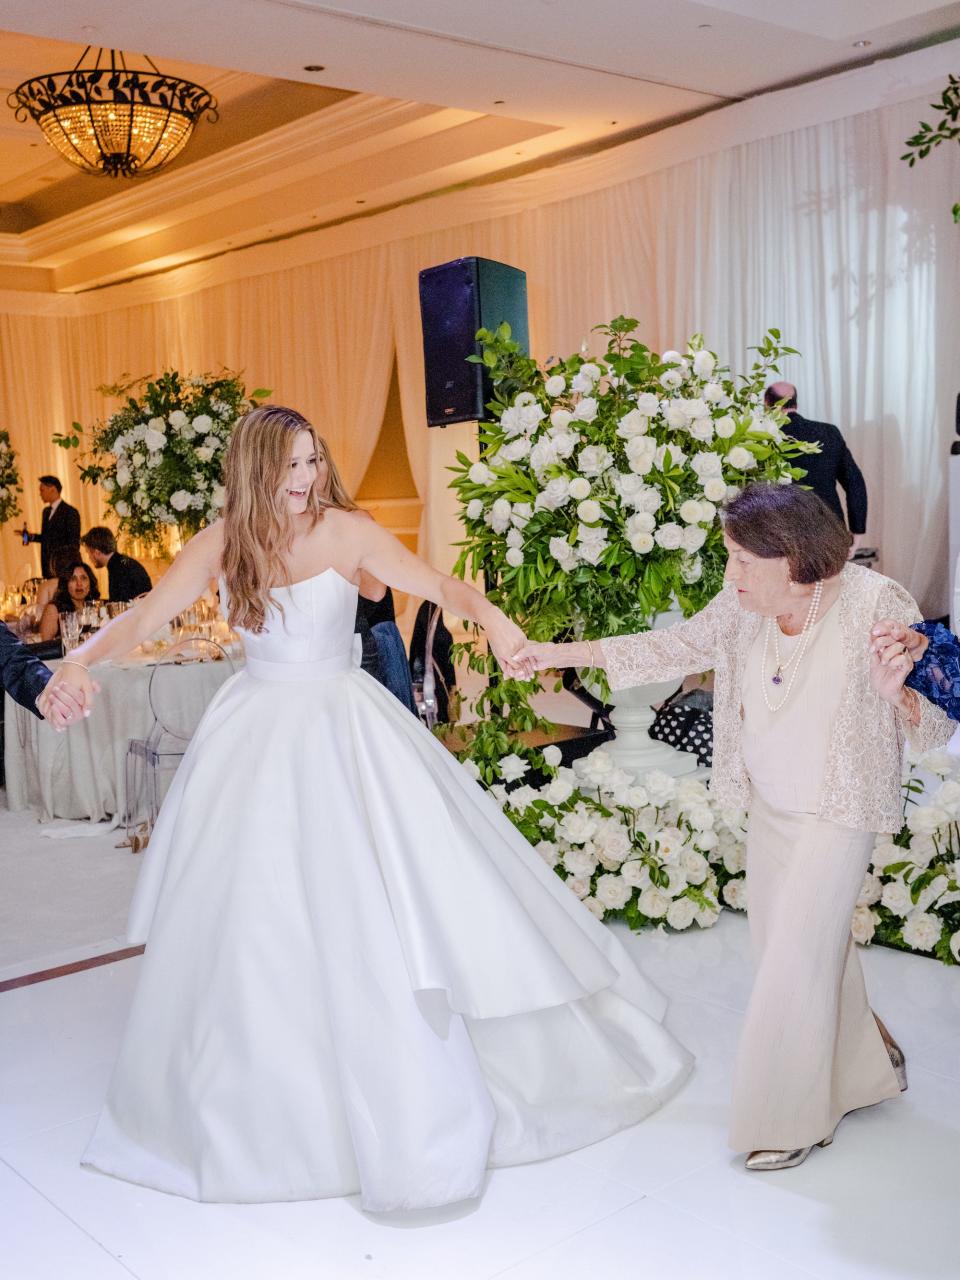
[124,636,234,851]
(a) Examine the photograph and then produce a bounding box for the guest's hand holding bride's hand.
[511,641,558,673]
[869,642,921,725]
[38,663,101,730]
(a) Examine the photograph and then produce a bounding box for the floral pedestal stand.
[605,678,700,778]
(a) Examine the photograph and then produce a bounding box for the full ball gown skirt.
[82,570,692,1211]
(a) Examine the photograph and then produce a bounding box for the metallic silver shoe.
[874,1014,908,1092]
[744,1133,833,1172]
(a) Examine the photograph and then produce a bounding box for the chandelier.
[7,47,218,178]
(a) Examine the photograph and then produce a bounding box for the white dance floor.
[2,899,958,1280]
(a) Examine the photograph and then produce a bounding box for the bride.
[41,405,691,1212]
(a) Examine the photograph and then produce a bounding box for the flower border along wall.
[0,429,23,526]
[55,370,269,546]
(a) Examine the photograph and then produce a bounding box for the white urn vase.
[597,608,699,779]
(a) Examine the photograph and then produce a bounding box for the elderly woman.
[872,617,960,723]
[517,482,953,1171]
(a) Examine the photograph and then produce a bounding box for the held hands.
[871,619,928,664]
[484,612,538,681]
[36,663,100,731]
[512,641,558,673]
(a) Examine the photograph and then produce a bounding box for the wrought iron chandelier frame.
[7,46,219,178]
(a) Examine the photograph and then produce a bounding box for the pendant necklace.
[761,580,823,711]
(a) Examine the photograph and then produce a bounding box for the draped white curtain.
[2,70,958,613]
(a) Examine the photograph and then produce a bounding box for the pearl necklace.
[760,581,823,711]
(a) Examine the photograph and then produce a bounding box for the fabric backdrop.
[2,40,958,615]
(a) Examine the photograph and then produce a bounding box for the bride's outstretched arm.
[36,524,224,719]
[351,517,532,679]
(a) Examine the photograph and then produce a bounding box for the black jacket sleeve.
[836,437,868,535]
[0,622,52,717]
[62,503,81,546]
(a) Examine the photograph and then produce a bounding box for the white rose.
[468,461,495,486]
[907,805,949,836]
[880,878,914,917]
[577,499,602,524]
[568,477,591,501]
[542,744,563,768]
[549,536,579,572]
[461,758,481,781]
[143,428,167,452]
[560,811,600,847]
[212,483,226,508]
[664,402,688,431]
[194,446,215,463]
[682,526,707,553]
[681,849,709,884]
[727,446,757,471]
[626,511,656,536]
[570,371,594,394]
[595,873,633,910]
[617,409,649,439]
[857,873,883,906]
[101,477,116,493]
[114,500,130,517]
[577,445,612,476]
[625,436,657,476]
[722,843,746,875]
[551,429,578,459]
[722,878,747,910]
[582,896,606,920]
[572,396,598,422]
[529,440,559,474]
[534,840,559,867]
[506,784,538,812]
[703,382,724,403]
[505,546,524,567]
[620,859,651,889]
[545,374,566,397]
[567,876,592,900]
[690,451,723,479]
[170,489,193,512]
[696,907,721,928]
[564,845,599,878]
[576,749,615,787]
[638,887,670,919]
[645,769,678,806]
[519,402,545,432]
[714,415,736,439]
[679,499,703,524]
[497,752,529,783]
[579,361,602,381]
[654,522,684,550]
[951,931,960,963]
[635,392,660,415]
[691,350,715,378]
[661,349,684,365]
[550,408,574,430]
[499,437,531,463]
[535,477,571,512]
[922,750,957,779]
[688,418,714,443]
[628,531,655,554]
[703,477,727,502]
[667,897,697,930]
[490,497,513,533]
[901,910,943,952]
[466,498,484,520]
[191,414,213,432]
[850,905,878,945]
[114,464,132,488]
[168,409,188,428]
[660,370,683,391]
[544,776,574,804]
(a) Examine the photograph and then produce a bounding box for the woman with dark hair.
[38,558,100,642]
[517,482,953,1172]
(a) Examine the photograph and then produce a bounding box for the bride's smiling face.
[283,430,320,515]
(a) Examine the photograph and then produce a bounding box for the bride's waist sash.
[244,648,354,682]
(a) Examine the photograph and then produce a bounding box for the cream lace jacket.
[600,564,954,833]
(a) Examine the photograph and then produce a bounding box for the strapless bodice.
[231,569,359,677]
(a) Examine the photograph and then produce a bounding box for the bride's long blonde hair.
[221,404,356,632]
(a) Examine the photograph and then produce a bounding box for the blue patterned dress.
[906,622,960,721]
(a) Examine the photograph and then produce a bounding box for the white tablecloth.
[4,656,238,822]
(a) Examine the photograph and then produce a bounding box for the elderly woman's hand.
[871,619,928,664]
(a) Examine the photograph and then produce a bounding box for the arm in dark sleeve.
[0,622,52,718]
[836,434,867,535]
[906,622,960,723]
[63,504,81,544]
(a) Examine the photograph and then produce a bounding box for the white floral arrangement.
[469,745,747,930]
[855,750,960,965]
[55,370,269,546]
[0,428,23,526]
[451,316,815,645]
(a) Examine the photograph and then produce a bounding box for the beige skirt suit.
[601,564,954,1151]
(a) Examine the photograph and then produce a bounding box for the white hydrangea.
[577,499,602,524]
[505,546,524,568]
[466,498,484,520]
[568,477,591,501]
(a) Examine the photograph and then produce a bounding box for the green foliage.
[0,428,23,525]
[61,370,270,547]
[902,74,960,221]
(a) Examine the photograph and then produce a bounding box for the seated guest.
[82,527,152,601]
[35,544,83,615]
[39,558,100,642]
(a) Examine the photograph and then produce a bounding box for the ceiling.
[1,0,958,294]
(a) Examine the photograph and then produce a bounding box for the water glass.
[59,611,81,652]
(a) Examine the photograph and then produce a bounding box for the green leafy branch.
[902,74,960,223]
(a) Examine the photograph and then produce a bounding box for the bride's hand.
[484,612,536,681]
[38,663,101,728]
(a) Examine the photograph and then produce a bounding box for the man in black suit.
[81,527,152,601]
[0,621,85,729]
[764,382,867,555]
[20,475,82,579]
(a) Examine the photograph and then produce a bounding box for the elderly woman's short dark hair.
[722,483,852,583]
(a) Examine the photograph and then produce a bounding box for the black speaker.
[419,257,529,426]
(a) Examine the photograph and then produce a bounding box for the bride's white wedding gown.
[82,569,692,1211]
